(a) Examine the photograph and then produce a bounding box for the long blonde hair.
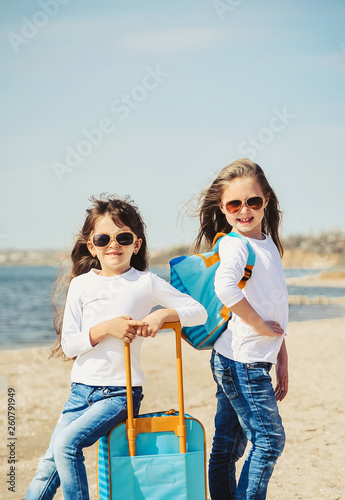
[50,194,148,359]
[192,159,284,256]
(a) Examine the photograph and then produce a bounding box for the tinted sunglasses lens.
[116,232,134,246]
[247,197,263,210]
[225,200,242,214]
[93,234,111,247]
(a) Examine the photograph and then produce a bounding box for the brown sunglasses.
[224,196,264,215]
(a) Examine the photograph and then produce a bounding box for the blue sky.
[1,0,344,251]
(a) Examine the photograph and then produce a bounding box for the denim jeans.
[25,383,143,500]
[209,351,285,500]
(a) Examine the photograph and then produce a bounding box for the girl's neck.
[232,228,265,241]
[96,266,132,277]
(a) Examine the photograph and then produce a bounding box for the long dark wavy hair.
[50,194,149,359]
[192,159,284,256]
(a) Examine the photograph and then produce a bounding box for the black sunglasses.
[91,231,136,247]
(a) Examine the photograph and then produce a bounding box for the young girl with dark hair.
[26,195,207,500]
[193,159,288,500]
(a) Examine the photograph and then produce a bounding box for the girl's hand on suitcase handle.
[140,309,180,338]
[96,316,148,343]
[137,311,164,338]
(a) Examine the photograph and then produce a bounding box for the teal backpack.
[169,232,255,350]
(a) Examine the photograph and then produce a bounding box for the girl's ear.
[133,238,142,255]
[87,239,97,258]
[264,193,270,209]
[219,203,226,215]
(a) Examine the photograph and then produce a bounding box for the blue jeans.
[25,383,143,500]
[209,351,285,500]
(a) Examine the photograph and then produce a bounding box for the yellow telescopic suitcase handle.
[124,322,186,457]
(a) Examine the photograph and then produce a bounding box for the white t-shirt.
[61,268,207,386]
[214,234,288,364]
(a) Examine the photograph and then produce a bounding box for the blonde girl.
[193,159,288,500]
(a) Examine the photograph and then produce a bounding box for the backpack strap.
[196,251,220,268]
[213,232,256,289]
[212,232,227,247]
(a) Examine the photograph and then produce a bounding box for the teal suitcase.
[97,322,207,499]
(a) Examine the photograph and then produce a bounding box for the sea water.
[0,266,344,350]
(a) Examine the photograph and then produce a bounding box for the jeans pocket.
[247,367,274,397]
[211,352,239,400]
[246,366,272,384]
[213,367,238,400]
[62,382,87,414]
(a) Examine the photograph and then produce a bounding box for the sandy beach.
[1,312,344,500]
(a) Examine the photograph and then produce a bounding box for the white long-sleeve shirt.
[214,234,288,364]
[61,268,207,386]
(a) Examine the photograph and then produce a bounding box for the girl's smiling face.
[220,177,269,240]
[87,214,142,276]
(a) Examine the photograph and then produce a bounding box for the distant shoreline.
[1,228,345,269]
[0,261,344,272]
